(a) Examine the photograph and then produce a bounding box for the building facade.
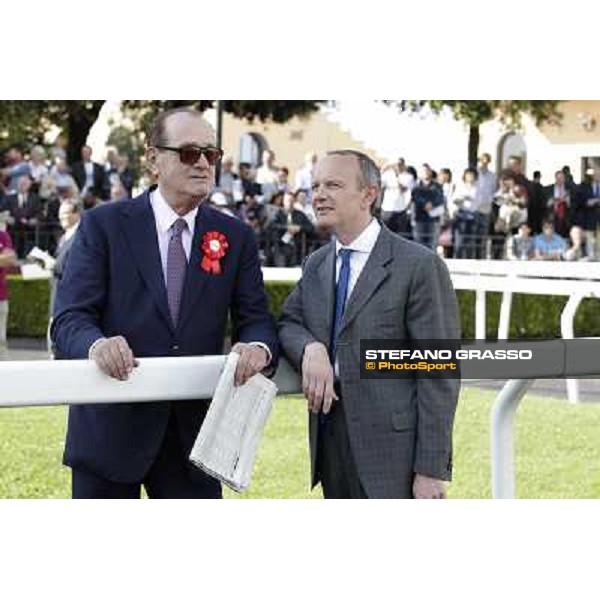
[216,100,600,186]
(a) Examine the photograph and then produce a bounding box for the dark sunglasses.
[155,145,224,166]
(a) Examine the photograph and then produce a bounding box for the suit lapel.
[121,191,173,332]
[316,242,336,340]
[176,203,217,333]
[338,226,393,337]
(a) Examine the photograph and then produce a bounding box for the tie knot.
[171,218,187,238]
[339,248,353,265]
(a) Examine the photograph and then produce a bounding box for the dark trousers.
[317,393,367,499]
[72,411,222,499]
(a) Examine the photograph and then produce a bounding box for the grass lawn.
[1,388,599,499]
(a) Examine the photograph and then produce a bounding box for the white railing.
[0,356,302,408]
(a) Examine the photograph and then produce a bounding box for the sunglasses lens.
[202,147,223,165]
[178,146,223,166]
[179,147,203,165]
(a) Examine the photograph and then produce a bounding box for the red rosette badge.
[200,231,229,275]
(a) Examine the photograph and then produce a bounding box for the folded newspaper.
[189,352,277,493]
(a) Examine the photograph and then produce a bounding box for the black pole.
[215,100,224,187]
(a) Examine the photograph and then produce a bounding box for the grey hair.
[148,106,204,147]
[326,149,382,212]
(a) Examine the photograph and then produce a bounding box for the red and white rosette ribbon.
[201,231,229,275]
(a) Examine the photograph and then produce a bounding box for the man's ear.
[363,185,379,211]
[146,147,159,177]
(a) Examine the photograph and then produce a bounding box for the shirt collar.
[335,218,381,256]
[63,221,79,241]
[150,186,198,235]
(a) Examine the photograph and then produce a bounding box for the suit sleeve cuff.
[249,341,272,365]
[88,337,106,359]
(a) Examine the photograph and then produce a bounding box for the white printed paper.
[189,352,277,493]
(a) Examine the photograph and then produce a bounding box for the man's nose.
[192,152,210,169]
[312,183,326,198]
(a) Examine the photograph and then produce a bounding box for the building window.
[238,133,267,168]
[497,132,527,173]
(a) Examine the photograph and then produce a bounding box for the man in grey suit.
[50,200,81,314]
[278,150,460,499]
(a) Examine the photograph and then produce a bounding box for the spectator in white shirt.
[256,149,279,202]
[475,152,497,259]
[380,157,414,235]
[217,155,238,200]
[28,145,49,192]
[294,151,317,200]
[452,168,480,258]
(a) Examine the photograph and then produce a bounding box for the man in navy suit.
[51,107,278,499]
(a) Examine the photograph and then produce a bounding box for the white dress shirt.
[60,222,79,246]
[84,161,94,192]
[334,218,381,297]
[294,166,313,199]
[332,219,381,375]
[150,187,198,287]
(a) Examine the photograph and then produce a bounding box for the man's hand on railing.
[90,336,138,381]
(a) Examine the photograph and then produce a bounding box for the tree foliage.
[409,100,562,128]
[0,100,322,165]
[0,101,105,164]
[121,100,323,149]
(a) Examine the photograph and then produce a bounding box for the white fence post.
[490,378,533,499]
[560,292,586,405]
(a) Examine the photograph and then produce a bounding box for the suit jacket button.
[172,344,179,351]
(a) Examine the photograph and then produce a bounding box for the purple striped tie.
[167,218,188,327]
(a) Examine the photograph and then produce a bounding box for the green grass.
[1,389,600,498]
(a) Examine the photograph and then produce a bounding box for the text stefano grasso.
[200,231,229,275]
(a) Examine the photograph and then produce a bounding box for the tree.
[0,100,322,164]
[0,101,105,164]
[390,101,563,169]
[121,100,322,141]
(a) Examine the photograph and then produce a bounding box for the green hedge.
[7,276,50,338]
[456,290,600,339]
[7,276,600,340]
[268,284,600,339]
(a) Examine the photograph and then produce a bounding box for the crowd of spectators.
[209,150,327,266]
[0,143,135,258]
[378,153,600,262]
[2,141,599,266]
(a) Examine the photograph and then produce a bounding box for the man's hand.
[413,474,447,499]
[231,342,269,387]
[301,342,338,414]
[90,336,138,381]
[424,201,433,213]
